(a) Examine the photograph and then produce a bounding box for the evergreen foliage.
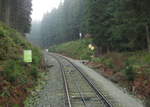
[0,0,32,33]
[31,0,150,53]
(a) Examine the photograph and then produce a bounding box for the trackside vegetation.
[49,39,93,60]
[0,22,44,106]
[49,38,150,106]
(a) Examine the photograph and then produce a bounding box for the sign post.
[79,32,82,39]
[88,44,95,57]
[24,50,32,63]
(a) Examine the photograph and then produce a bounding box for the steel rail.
[57,54,113,107]
[67,70,88,107]
[49,53,90,107]
[52,53,88,107]
[49,53,72,107]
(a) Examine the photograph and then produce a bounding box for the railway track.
[48,53,113,107]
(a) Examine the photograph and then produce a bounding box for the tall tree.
[0,0,32,33]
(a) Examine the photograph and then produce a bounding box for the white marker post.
[45,49,48,52]
[79,33,82,39]
[91,46,95,51]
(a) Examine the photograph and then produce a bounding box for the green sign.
[24,50,32,63]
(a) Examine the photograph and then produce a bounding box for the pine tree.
[0,0,32,33]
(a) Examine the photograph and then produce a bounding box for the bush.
[0,27,5,37]
[122,60,136,81]
[91,57,103,63]
[3,60,25,83]
[143,54,150,65]
[145,98,150,107]
[103,58,114,68]
[30,67,39,79]
[32,48,42,65]
[49,38,93,59]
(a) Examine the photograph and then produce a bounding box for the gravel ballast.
[70,59,144,107]
[25,53,65,107]
[25,52,144,107]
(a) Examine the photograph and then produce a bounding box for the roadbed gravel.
[67,58,144,107]
[25,53,65,107]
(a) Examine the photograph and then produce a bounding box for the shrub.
[143,54,150,64]
[32,48,41,65]
[122,60,136,81]
[0,27,5,37]
[30,67,39,79]
[145,98,150,107]
[91,57,103,63]
[49,38,93,59]
[3,60,25,83]
[13,104,20,107]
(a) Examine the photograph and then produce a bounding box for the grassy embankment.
[49,38,150,105]
[0,22,45,106]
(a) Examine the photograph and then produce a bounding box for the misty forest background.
[29,0,150,54]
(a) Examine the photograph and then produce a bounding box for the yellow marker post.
[88,44,92,49]
[91,46,95,51]
[24,50,32,63]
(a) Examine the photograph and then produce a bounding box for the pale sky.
[31,0,62,21]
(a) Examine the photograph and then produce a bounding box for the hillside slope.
[49,38,150,106]
[0,22,44,106]
[49,39,94,59]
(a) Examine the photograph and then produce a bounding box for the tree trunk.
[146,24,150,52]
[5,0,10,25]
[0,0,11,25]
[107,46,110,54]
[0,0,5,22]
[0,0,2,20]
[96,46,102,56]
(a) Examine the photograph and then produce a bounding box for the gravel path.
[37,54,65,107]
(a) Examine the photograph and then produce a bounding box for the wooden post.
[146,24,150,52]
[0,0,2,20]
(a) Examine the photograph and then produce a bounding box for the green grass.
[49,39,94,60]
[49,38,150,82]
[0,22,43,106]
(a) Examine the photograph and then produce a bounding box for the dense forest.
[30,0,150,54]
[0,0,32,33]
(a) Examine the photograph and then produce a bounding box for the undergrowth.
[0,22,44,106]
[49,38,94,60]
